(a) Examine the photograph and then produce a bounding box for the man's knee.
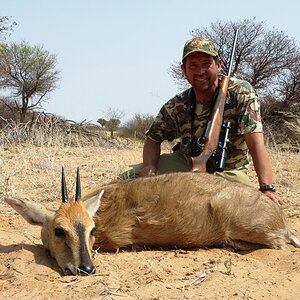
[119,163,143,179]
[215,169,252,186]
[156,152,190,174]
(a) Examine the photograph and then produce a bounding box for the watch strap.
[259,184,276,192]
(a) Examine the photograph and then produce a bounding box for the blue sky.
[2,0,300,124]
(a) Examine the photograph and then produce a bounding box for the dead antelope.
[4,168,300,276]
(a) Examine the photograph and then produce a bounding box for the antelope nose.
[78,264,96,275]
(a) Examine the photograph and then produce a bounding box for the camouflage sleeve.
[146,102,179,142]
[237,81,263,135]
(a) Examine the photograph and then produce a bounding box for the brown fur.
[5,172,300,275]
[86,172,297,251]
[41,201,96,274]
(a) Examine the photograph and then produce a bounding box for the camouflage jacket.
[146,77,263,170]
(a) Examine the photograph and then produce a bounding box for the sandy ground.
[0,142,300,300]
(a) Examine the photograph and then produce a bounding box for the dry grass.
[0,144,141,203]
[0,122,144,203]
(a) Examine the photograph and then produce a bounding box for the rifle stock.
[188,29,238,172]
[188,76,230,172]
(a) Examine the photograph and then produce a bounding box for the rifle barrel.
[227,28,239,77]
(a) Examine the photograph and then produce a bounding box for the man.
[124,37,282,206]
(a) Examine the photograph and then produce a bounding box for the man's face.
[181,52,221,95]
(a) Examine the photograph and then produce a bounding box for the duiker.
[5,169,300,275]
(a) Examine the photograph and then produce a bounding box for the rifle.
[188,29,239,172]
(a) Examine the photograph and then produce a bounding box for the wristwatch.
[259,184,276,192]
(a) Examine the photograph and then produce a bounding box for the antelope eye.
[55,227,65,237]
[90,228,95,236]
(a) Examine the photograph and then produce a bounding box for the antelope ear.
[4,197,55,226]
[84,190,104,218]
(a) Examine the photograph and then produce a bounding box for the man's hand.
[262,190,284,206]
[139,165,158,177]
[140,138,161,177]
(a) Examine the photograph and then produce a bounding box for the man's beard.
[193,76,215,93]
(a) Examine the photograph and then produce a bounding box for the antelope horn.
[75,167,81,202]
[61,167,68,203]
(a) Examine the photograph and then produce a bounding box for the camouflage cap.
[182,37,219,61]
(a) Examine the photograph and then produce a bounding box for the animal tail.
[288,231,300,248]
